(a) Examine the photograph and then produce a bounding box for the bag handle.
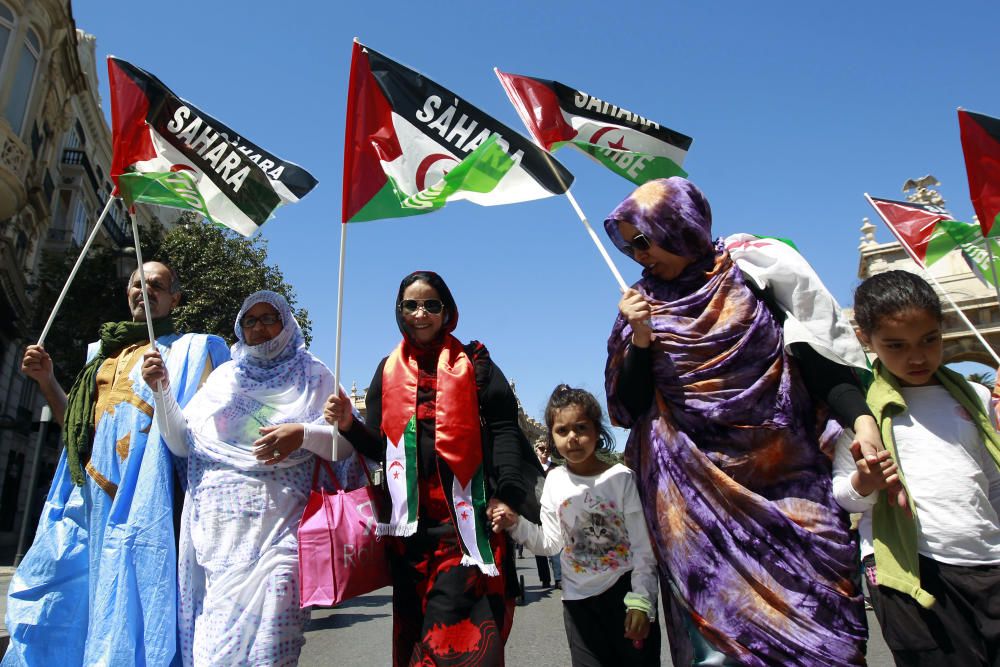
[311,450,377,492]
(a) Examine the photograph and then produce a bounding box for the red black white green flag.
[865,195,1000,282]
[958,109,1000,238]
[495,70,691,185]
[108,57,317,236]
[342,42,573,223]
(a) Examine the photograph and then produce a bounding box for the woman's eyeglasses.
[241,314,281,329]
[622,233,652,257]
[399,299,444,315]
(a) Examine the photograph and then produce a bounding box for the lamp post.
[14,406,51,566]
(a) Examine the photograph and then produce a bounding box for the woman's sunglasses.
[622,233,652,258]
[399,298,444,315]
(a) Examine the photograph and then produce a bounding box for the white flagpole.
[128,209,171,438]
[37,196,117,346]
[494,67,630,294]
[331,221,347,444]
[866,193,1000,366]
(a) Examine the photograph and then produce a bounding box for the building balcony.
[0,119,29,221]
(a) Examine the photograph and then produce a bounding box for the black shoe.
[541,581,550,588]
[554,580,561,589]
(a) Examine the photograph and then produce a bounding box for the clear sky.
[74,1,1000,445]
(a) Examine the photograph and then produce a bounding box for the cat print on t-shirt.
[560,490,631,574]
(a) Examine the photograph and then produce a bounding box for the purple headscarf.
[604,179,866,666]
[604,177,714,260]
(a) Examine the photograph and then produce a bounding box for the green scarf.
[63,317,176,486]
[868,361,1000,608]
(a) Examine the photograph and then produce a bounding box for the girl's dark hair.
[853,270,942,335]
[543,384,615,458]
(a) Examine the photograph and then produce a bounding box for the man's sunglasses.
[241,314,281,328]
[622,233,652,258]
[399,299,444,315]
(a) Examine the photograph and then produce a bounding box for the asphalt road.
[300,554,896,666]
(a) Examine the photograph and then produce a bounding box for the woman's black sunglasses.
[399,298,444,315]
[622,233,652,258]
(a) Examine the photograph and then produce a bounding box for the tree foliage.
[32,213,311,387]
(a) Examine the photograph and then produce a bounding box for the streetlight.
[14,405,51,566]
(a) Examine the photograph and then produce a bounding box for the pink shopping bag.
[298,456,391,607]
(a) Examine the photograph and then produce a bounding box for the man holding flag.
[4,261,229,667]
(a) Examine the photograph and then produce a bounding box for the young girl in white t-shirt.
[834,270,1000,666]
[491,385,660,666]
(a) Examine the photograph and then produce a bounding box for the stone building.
[854,179,1000,368]
[0,1,175,553]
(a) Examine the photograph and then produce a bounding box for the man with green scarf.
[4,261,230,667]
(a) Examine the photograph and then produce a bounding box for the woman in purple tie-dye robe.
[604,177,871,666]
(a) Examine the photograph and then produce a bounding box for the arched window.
[0,5,13,72]
[3,22,40,135]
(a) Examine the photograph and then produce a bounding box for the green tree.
[150,214,312,348]
[31,214,311,387]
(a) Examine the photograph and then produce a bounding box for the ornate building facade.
[0,1,176,549]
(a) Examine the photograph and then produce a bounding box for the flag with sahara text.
[342,42,573,223]
[108,57,317,236]
[495,71,692,185]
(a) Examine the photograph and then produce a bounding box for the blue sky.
[75,1,1000,445]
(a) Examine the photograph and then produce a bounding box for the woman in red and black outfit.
[325,271,535,666]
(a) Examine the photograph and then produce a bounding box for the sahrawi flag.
[958,109,1000,238]
[108,57,317,236]
[495,70,692,185]
[343,42,573,223]
[866,195,1000,280]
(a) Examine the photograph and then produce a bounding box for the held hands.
[849,441,898,497]
[624,609,651,642]
[253,423,304,464]
[618,289,653,347]
[487,498,519,533]
[140,351,170,389]
[21,345,55,385]
[852,415,910,515]
[323,388,354,432]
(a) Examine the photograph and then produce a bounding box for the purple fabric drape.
[605,178,866,666]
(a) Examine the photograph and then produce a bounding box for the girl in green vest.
[834,269,1000,666]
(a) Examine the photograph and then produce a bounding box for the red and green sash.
[380,336,497,575]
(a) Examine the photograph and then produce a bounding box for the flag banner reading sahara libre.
[866,196,1000,281]
[342,42,573,223]
[495,70,692,185]
[108,57,318,236]
[958,109,1000,238]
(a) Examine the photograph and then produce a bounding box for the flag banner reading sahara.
[958,109,1000,238]
[865,195,1000,282]
[108,57,317,236]
[495,70,692,185]
[342,42,573,223]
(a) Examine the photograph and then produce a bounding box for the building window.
[2,21,41,136]
[0,5,12,75]
[71,198,88,245]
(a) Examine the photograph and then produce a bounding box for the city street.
[301,554,895,666]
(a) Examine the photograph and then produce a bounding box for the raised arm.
[21,345,67,426]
